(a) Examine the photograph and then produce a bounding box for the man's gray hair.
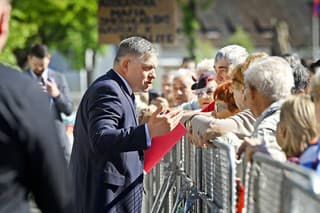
[114,36,157,65]
[291,63,309,93]
[196,58,215,71]
[282,53,309,93]
[244,56,294,101]
[173,68,196,86]
[215,45,249,68]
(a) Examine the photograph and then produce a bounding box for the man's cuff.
[144,124,152,148]
[53,94,61,101]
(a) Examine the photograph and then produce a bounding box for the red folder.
[143,122,187,174]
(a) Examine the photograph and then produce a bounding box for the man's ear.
[120,58,130,74]
[249,85,256,100]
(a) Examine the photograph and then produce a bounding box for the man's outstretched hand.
[147,104,184,138]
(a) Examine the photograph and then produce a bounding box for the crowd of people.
[138,45,320,173]
[1,0,320,211]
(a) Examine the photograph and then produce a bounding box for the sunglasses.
[194,87,215,97]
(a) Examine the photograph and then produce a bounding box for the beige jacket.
[190,109,255,140]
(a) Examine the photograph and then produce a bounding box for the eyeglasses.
[194,87,215,97]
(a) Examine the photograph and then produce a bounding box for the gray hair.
[244,56,294,101]
[114,36,157,65]
[291,63,309,93]
[196,58,215,71]
[215,45,248,68]
[282,53,309,93]
[173,68,196,86]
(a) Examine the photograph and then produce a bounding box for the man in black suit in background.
[70,36,183,213]
[0,0,74,212]
[25,44,73,162]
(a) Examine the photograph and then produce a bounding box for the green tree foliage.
[226,26,254,52]
[1,0,100,69]
[178,0,199,59]
[178,0,213,59]
[195,38,215,62]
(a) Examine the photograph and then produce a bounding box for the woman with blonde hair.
[296,71,320,171]
[276,95,318,162]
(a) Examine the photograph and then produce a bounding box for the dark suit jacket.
[0,63,73,213]
[24,69,73,161]
[70,69,148,213]
[25,68,73,121]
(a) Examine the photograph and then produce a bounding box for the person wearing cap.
[191,71,217,110]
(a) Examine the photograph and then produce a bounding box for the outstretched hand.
[236,137,261,161]
[147,104,184,138]
[203,124,228,144]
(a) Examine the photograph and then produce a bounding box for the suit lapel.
[107,70,138,125]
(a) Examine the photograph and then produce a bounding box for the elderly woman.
[184,53,266,148]
[191,71,217,110]
[238,56,294,162]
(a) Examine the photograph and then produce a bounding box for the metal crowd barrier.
[143,135,237,213]
[282,172,320,213]
[143,135,320,213]
[244,152,320,213]
[201,141,237,213]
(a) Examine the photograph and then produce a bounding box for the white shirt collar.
[113,69,133,95]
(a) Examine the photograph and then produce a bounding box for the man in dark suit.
[25,44,73,161]
[0,0,74,212]
[70,36,183,213]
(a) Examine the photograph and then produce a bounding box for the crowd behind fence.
[143,135,320,213]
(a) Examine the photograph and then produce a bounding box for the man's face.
[172,77,195,105]
[214,59,230,84]
[126,53,157,93]
[28,56,50,76]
